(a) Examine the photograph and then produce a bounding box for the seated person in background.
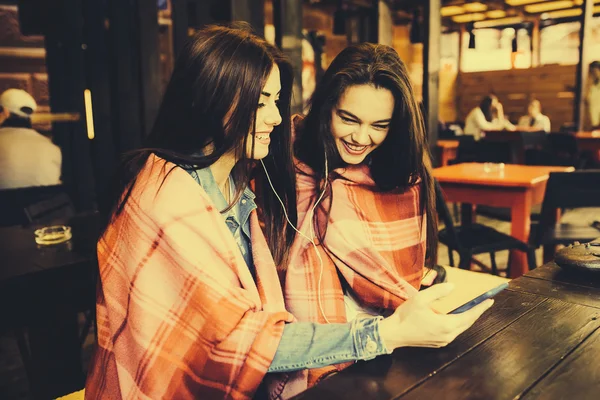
[0,89,62,189]
[586,61,600,129]
[518,99,551,132]
[463,94,515,140]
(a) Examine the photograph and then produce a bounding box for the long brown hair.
[295,43,438,267]
[100,24,297,265]
[479,94,497,122]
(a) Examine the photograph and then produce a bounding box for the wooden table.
[294,262,600,400]
[576,131,600,162]
[436,140,459,167]
[0,213,100,399]
[433,163,574,278]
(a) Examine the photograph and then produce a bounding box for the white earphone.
[260,151,331,323]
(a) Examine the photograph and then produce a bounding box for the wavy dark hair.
[101,24,297,266]
[295,42,437,267]
[479,94,497,122]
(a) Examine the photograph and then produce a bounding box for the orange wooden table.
[436,140,459,166]
[433,163,574,278]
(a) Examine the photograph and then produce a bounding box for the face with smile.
[246,64,282,160]
[331,84,394,165]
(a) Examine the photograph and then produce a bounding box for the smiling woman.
[286,43,486,388]
[250,69,282,158]
[331,84,394,163]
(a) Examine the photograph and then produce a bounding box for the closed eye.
[373,124,389,130]
[340,115,357,124]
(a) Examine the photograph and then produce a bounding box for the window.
[461,29,512,72]
[513,28,532,69]
[441,32,459,73]
[540,21,581,65]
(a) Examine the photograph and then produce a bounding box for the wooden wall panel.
[0,5,44,48]
[0,4,49,129]
[31,73,49,106]
[0,72,32,94]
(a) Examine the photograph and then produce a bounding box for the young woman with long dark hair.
[287,43,494,387]
[463,94,514,139]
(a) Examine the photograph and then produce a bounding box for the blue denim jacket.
[189,167,256,275]
[188,166,390,372]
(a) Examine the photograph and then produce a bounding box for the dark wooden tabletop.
[0,212,100,325]
[294,263,600,400]
[0,213,101,398]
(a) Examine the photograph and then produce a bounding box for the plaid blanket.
[85,155,294,400]
[287,160,426,319]
[283,159,427,388]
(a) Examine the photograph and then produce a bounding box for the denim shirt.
[187,166,390,372]
[189,167,257,277]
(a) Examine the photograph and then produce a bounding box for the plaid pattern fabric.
[283,160,426,389]
[287,161,426,321]
[85,155,294,400]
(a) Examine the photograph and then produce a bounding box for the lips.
[255,131,272,145]
[341,140,369,156]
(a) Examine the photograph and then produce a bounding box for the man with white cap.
[0,88,62,189]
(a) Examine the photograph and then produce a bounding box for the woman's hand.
[495,102,506,121]
[379,283,494,350]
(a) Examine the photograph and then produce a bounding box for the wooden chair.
[0,185,67,227]
[544,133,585,168]
[482,130,523,163]
[530,170,600,261]
[436,181,537,275]
[24,192,75,224]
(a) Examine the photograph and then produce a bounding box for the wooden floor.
[1,206,598,399]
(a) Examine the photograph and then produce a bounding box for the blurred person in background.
[463,94,515,140]
[0,88,61,189]
[518,99,551,132]
[586,61,600,129]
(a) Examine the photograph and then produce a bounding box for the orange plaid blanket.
[85,155,294,400]
[283,160,427,388]
[286,160,426,320]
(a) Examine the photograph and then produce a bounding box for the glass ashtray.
[34,225,72,245]
[483,162,505,173]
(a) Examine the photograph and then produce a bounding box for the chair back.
[482,130,546,164]
[24,192,75,224]
[533,170,600,244]
[522,131,548,165]
[451,136,477,164]
[0,185,68,227]
[435,180,463,250]
[546,133,580,166]
[476,139,513,163]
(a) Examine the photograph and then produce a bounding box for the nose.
[264,102,282,127]
[351,125,370,145]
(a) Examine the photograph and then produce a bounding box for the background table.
[436,140,459,167]
[294,262,600,400]
[575,131,600,162]
[0,213,100,399]
[434,163,574,277]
